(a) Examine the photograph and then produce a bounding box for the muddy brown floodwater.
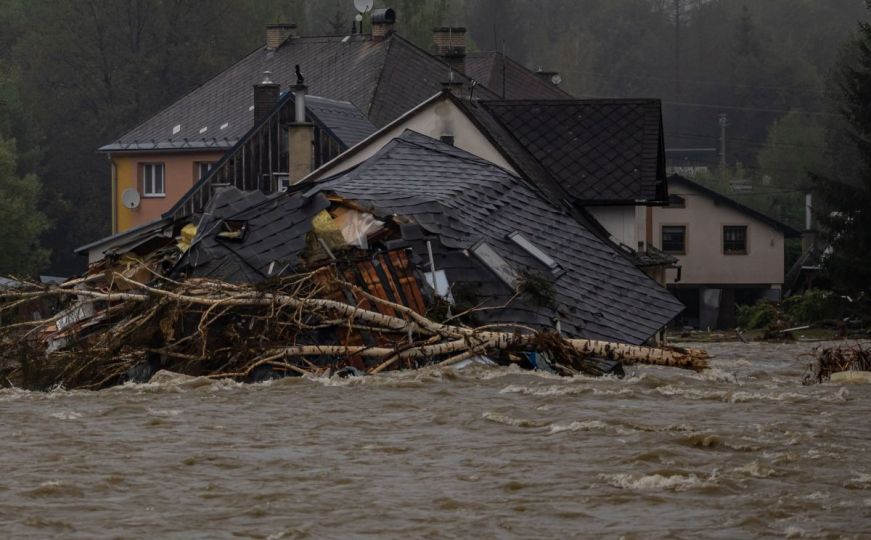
[1,341,870,539]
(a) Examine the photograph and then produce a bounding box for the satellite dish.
[551,74,563,86]
[122,188,141,209]
[354,0,373,13]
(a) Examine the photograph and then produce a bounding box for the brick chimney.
[371,8,396,41]
[253,72,279,122]
[433,27,466,73]
[288,84,313,183]
[266,23,296,50]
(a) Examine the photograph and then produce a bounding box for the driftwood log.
[0,270,709,390]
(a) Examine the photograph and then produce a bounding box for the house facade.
[98,16,567,236]
[651,175,800,329]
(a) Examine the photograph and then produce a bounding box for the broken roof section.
[175,188,329,283]
[304,130,683,344]
[459,98,668,206]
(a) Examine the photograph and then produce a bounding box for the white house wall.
[651,182,785,286]
[586,206,639,248]
[306,95,517,182]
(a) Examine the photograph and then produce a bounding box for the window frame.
[195,161,214,181]
[660,224,687,255]
[140,162,166,198]
[722,224,749,255]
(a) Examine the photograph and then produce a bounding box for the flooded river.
[1,341,870,538]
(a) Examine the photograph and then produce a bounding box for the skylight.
[507,231,562,275]
[470,241,517,287]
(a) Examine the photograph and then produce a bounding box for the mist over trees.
[0,0,866,278]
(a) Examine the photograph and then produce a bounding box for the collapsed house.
[171,130,682,345]
[2,133,703,389]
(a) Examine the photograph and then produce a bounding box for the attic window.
[507,231,563,276]
[470,241,517,287]
[668,194,686,208]
[217,220,248,241]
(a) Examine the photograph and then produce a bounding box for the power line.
[672,131,830,151]
[662,100,841,117]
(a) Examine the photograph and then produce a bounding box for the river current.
[1,341,869,539]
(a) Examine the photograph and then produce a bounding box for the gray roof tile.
[306,130,683,344]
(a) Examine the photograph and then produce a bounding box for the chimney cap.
[372,8,396,24]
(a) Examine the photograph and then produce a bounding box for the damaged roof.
[176,188,328,283]
[458,98,668,206]
[305,130,683,344]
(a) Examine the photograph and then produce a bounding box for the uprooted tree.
[0,267,709,390]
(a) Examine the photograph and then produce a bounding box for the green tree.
[812,5,871,297]
[0,137,50,276]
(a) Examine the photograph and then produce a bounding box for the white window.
[141,163,165,197]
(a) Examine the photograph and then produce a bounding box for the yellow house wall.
[113,151,224,233]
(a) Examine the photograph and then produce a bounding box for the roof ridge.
[365,33,397,117]
[668,174,801,236]
[396,130,516,172]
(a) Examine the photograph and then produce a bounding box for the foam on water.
[600,471,716,491]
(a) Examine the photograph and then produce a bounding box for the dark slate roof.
[306,95,375,148]
[305,130,683,344]
[175,188,329,282]
[464,52,571,100]
[668,175,801,237]
[457,98,668,205]
[100,33,502,152]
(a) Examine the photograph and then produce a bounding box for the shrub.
[781,289,847,323]
[736,302,779,329]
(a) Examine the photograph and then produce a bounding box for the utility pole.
[718,113,728,170]
[674,0,682,130]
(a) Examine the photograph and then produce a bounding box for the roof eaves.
[669,174,801,237]
[104,43,266,149]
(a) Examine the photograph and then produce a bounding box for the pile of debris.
[0,263,708,390]
[803,343,871,385]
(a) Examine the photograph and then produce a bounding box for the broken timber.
[0,270,708,390]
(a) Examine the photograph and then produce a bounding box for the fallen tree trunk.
[0,271,709,390]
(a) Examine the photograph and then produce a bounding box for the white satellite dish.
[122,188,141,209]
[354,0,373,13]
[551,74,563,86]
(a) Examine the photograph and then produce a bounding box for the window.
[507,231,563,276]
[470,241,518,287]
[141,163,165,197]
[661,225,686,254]
[195,161,214,181]
[723,225,748,254]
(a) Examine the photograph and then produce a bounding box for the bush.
[736,302,779,329]
[781,289,847,323]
